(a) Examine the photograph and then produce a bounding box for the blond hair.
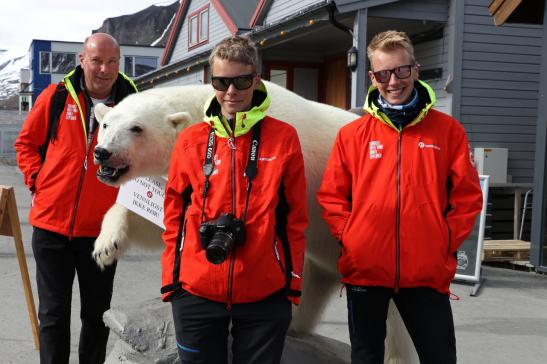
[367,30,415,69]
[208,36,258,72]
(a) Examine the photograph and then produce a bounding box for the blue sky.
[0,0,176,54]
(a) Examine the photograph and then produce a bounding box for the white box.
[116,176,166,228]
[473,147,508,184]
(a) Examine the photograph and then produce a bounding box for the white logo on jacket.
[66,104,78,121]
[369,141,383,159]
[418,141,440,150]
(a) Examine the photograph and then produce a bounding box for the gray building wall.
[414,35,450,115]
[158,68,206,87]
[459,0,543,183]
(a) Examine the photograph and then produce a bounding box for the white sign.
[116,176,167,228]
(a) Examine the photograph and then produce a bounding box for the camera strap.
[201,122,262,223]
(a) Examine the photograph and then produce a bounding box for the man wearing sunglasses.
[161,36,308,364]
[318,30,483,363]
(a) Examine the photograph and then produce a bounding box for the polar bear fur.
[93,81,419,363]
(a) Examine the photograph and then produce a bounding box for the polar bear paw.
[93,234,122,270]
[93,226,128,270]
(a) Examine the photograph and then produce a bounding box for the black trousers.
[32,227,117,364]
[347,286,457,364]
[171,288,292,364]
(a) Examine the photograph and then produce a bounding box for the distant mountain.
[0,51,29,109]
[0,1,179,109]
[93,1,179,47]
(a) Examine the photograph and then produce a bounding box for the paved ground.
[1,164,547,363]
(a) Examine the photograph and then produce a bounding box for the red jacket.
[317,81,483,294]
[161,86,308,305]
[14,67,137,237]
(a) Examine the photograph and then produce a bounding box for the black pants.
[32,227,117,364]
[171,289,291,364]
[347,286,456,364]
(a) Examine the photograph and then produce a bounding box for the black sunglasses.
[211,74,256,91]
[372,64,414,83]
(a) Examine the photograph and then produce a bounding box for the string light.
[308,19,316,25]
[280,30,285,36]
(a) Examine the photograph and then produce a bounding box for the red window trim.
[188,4,209,51]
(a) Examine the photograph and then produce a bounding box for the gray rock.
[104,298,350,364]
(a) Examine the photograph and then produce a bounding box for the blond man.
[318,30,483,364]
[161,36,308,364]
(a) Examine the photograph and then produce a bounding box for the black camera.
[199,213,246,264]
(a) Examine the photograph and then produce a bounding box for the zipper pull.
[228,137,236,150]
[84,157,88,170]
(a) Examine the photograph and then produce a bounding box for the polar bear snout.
[94,147,112,162]
[94,146,130,185]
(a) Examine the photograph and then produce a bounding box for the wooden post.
[0,186,40,350]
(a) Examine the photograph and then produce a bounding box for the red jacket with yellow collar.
[317,81,483,294]
[14,67,137,238]
[161,86,308,306]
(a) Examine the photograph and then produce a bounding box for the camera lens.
[205,231,234,264]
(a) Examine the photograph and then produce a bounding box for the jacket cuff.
[288,295,300,305]
[288,274,302,305]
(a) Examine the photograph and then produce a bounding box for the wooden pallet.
[482,239,531,262]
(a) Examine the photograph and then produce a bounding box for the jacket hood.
[364,79,436,131]
[204,80,270,138]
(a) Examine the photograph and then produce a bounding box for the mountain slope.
[93,1,179,47]
[0,51,29,109]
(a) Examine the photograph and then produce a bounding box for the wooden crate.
[482,239,531,262]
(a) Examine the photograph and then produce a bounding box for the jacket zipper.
[68,129,95,239]
[395,132,402,292]
[226,133,237,310]
[273,239,285,273]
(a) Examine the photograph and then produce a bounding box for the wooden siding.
[157,68,206,87]
[460,0,542,183]
[169,0,231,65]
[414,34,450,114]
[262,0,323,25]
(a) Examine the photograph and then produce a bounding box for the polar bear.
[93,81,419,363]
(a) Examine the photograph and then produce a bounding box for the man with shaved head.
[15,33,138,364]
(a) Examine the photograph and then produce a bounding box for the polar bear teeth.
[98,165,129,179]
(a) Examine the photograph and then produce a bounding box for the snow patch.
[0,50,29,100]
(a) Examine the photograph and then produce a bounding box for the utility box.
[474,147,508,184]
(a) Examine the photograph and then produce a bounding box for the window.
[39,51,76,74]
[188,5,209,49]
[124,56,158,77]
[506,0,544,25]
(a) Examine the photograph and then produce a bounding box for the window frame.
[188,4,209,50]
[124,55,158,77]
[39,51,77,75]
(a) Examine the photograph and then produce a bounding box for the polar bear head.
[93,85,213,185]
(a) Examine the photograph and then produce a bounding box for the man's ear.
[414,63,420,81]
[95,103,112,122]
[167,112,192,131]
